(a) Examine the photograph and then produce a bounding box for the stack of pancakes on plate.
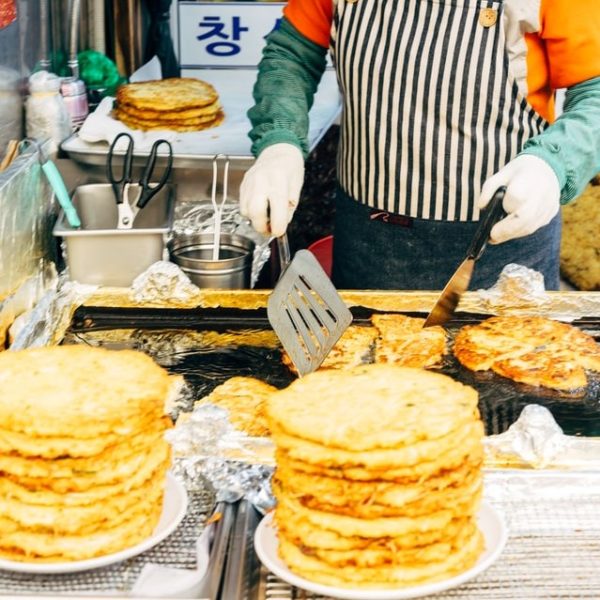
[0,345,176,562]
[267,364,484,589]
[114,77,224,132]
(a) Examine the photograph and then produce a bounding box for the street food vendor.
[239,0,600,290]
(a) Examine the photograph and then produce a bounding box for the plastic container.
[169,233,255,289]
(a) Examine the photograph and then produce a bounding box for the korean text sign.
[178,2,285,68]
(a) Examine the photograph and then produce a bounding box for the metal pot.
[169,233,255,289]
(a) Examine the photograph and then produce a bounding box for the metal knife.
[424,186,507,327]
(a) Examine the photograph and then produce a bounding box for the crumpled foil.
[9,274,97,350]
[484,404,600,469]
[166,404,275,513]
[131,260,200,304]
[477,263,549,310]
[172,200,271,288]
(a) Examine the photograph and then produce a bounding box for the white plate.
[0,472,188,574]
[254,501,507,600]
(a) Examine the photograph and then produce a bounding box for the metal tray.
[53,183,174,287]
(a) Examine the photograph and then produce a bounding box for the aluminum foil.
[131,260,200,305]
[9,275,97,350]
[167,404,275,513]
[172,200,271,288]
[477,263,550,310]
[484,404,600,469]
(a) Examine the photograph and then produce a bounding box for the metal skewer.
[211,154,230,260]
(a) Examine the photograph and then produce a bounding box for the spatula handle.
[277,234,291,270]
[466,186,507,261]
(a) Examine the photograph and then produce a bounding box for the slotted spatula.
[267,234,353,376]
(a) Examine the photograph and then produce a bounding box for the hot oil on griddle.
[63,308,600,436]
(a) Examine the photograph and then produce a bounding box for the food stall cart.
[0,1,600,599]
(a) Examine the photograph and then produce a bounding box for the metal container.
[169,233,255,289]
[53,183,174,287]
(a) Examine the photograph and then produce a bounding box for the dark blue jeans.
[331,186,561,291]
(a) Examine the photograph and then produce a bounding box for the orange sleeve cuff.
[283,0,333,49]
[541,0,600,89]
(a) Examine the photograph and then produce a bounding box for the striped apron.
[329,0,561,290]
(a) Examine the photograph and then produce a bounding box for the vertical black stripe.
[354,5,382,205]
[429,2,454,219]
[443,5,477,220]
[384,3,412,214]
[395,0,429,214]
[415,2,447,219]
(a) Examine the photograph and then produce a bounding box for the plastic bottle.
[25,71,72,148]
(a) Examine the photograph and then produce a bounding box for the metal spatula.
[424,186,506,327]
[268,234,353,376]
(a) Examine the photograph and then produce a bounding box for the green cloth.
[248,18,600,203]
[248,19,327,158]
[519,76,600,204]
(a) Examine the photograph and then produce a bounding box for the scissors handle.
[106,132,134,205]
[136,139,173,209]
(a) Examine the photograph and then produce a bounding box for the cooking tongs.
[107,132,173,229]
[424,186,506,327]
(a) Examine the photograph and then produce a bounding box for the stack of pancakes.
[0,345,175,562]
[114,77,224,132]
[267,364,485,588]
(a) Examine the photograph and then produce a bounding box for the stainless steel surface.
[424,188,506,327]
[169,233,255,290]
[210,154,230,260]
[197,502,236,600]
[424,257,475,327]
[53,183,174,287]
[276,234,291,270]
[267,249,353,377]
[221,500,262,600]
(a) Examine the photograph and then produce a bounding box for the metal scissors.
[106,132,173,229]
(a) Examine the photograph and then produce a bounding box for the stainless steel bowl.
[169,233,255,289]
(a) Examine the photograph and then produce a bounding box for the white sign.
[177,2,285,69]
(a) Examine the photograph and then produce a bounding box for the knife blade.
[424,186,507,327]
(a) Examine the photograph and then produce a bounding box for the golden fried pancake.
[0,456,170,506]
[0,415,171,459]
[275,510,474,552]
[116,101,221,121]
[278,519,478,568]
[0,439,171,491]
[0,503,163,562]
[278,526,483,588]
[275,430,484,482]
[282,325,377,374]
[116,77,218,111]
[277,493,469,538]
[270,420,483,469]
[0,346,177,437]
[275,477,481,519]
[267,365,479,451]
[0,472,165,534]
[274,461,482,515]
[453,315,600,390]
[114,108,224,132]
[193,376,277,437]
[371,314,447,367]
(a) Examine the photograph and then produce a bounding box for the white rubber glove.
[478,154,560,244]
[239,143,305,237]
